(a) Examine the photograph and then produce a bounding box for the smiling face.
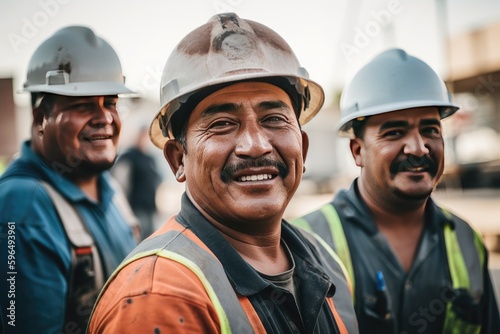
[37,95,121,178]
[164,81,308,230]
[351,107,444,208]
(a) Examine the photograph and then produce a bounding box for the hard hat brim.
[21,81,136,97]
[150,74,324,149]
[337,100,460,136]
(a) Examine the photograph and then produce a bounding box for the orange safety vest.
[90,217,354,333]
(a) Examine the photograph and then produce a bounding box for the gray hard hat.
[150,12,325,149]
[338,48,459,136]
[23,26,134,96]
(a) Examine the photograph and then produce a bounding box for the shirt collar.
[176,194,269,295]
[18,140,114,205]
[176,194,335,297]
[337,178,446,235]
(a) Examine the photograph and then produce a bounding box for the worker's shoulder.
[437,205,486,248]
[105,250,212,302]
[90,251,222,333]
[0,175,57,224]
[439,206,477,232]
[0,173,44,192]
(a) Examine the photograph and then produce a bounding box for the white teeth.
[239,174,272,182]
[408,167,424,172]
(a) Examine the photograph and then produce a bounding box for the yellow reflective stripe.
[98,250,160,303]
[444,223,470,289]
[441,208,484,333]
[442,302,481,334]
[156,249,232,334]
[320,205,355,293]
[293,217,354,300]
[90,248,233,334]
[311,232,354,296]
[292,218,353,294]
[292,217,314,232]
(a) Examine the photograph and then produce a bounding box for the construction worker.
[294,48,500,333]
[88,13,358,333]
[0,26,138,333]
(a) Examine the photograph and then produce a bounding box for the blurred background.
[1,0,500,280]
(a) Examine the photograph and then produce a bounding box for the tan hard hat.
[150,12,324,148]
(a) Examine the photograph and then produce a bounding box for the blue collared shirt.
[0,141,137,333]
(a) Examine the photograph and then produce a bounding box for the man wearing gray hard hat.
[89,12,358,333]
[294,48,500,333]
[0,26,138,333]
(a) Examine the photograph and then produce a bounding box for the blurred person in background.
[0,26,138,333]
[112,125,162,239]
[88,12,358,333]
[294,48,500,333]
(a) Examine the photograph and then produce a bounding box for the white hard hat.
[338,48,459,136]
[150,12,324,148]
[23,26,134,96]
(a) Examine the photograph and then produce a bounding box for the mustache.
[221,157,289,183]
[390,155,437,176]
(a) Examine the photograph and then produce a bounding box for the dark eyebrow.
[420,118,441,127]
[201,100,291,117]
[380,120,408,131]
[258,100,291,111]
[202,103,239,117]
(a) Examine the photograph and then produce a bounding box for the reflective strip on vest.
[441,209,484,334]
[442,209,484,299]
[320,205,355,293]
[93,230,254,334]
[299,204,485,333]
[294,207,355,299]
[297,229,356,334]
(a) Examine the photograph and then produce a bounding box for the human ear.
[32,107,46,136]
[301,130,309,168]
[164,139,186,182]
[350,138,363,167]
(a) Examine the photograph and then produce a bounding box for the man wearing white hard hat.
[294,48,500,333]
[0,26,138,333]
[88,13,358,333]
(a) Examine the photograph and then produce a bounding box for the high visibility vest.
[293,204,485,334]
[91,217,353,334]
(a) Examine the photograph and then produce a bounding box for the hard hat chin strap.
[32,93,46,109]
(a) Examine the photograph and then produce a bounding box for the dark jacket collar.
[176,193,336,297]
[1,140,115,206]
[333,178,450,235]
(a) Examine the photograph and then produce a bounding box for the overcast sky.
[1,0,500,108]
